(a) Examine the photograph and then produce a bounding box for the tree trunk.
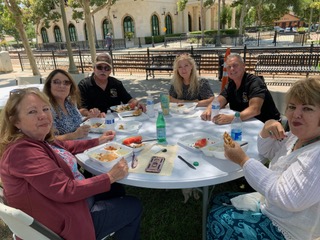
[83,1,97,65]
[238,0,248,45]
[5,0,40,76]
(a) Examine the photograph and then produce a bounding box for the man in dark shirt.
[201,53,280,124]
[78,53,145,117]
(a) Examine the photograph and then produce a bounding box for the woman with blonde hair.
[169,54,214,107]
[0,87,142,240]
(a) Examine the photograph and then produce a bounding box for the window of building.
[41,27,49,43]
[188,14,192,32]
[103,19,110,39]
[151,15,160,36]
[54,26,62,42]
[165,15,173,34]
[68,23,77,42]
[123,16,135,36]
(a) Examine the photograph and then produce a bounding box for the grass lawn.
[0,179,247,240]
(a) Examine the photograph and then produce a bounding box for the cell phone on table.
[145,156,165,173]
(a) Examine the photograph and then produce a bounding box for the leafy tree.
[3,0,40,75]
[67,0,116,64]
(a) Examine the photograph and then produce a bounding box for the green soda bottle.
[156,111,166,143]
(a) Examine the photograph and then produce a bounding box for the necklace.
[292,135,320,151]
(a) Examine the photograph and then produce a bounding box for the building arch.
[53,25,62,42]
[41,27,49,43]
[123,15,135,38]
[102,18,112,39]
[165,14,173,34]
[68,23,78,42]
[188,14,192,32]
[151,14,160,36]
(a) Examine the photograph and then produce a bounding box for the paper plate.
[177,132,221,152]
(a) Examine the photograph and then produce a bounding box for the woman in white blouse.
[207,77,320,240]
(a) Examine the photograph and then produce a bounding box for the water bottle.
[211,98,220,118]
[105,110,115,130]
[156,111,166,143]
[146,92,155,118]
[231,112,242,141]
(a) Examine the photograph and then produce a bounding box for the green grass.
[0,179,247,240]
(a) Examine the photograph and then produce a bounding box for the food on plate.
[132,108,142,116]
[122,136,143,146]
[223,132,235,147]
[194,138,207,148]
[115,104,134,112]
[118,124,125,130]
[91,122,103,128]
[104,145,118,151]
[177,103,184,107]
[92,152,119,162]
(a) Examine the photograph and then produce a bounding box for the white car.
[284,27,297,33]
[274,26,284,32]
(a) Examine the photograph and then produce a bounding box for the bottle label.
[231,129,242,141]
[211,103,220,118]
[105,119,115,125]
[157,128,166,142]
[147,99,153,105]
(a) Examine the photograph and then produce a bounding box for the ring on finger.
[268,130,273,136]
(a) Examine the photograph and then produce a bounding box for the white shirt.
[243,132,320,240]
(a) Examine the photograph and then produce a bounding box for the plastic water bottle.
[231,112,242,141]
[156,111,166,143]
[146,92,155,118]
[105,110,115,130]
[211,98,220,118]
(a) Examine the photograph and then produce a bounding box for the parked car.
[274,26,284,33]
[284,27,297,33]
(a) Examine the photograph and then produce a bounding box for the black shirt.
[78,74,132,113]
[220,73,281,123]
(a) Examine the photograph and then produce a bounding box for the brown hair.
[0,88,55,156]
[43,69,81,118]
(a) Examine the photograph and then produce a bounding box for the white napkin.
[230,192,262,212]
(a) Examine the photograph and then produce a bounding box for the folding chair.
[0,202,63,240]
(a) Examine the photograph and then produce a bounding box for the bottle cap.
[193,161,199,166]
[235,112,240,117]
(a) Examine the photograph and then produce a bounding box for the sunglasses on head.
[96,65,111,71]
[52,79,72,86]
[10,87,40,97]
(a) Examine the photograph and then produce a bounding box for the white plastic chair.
[16,76,42,85]
[0,202,63,240]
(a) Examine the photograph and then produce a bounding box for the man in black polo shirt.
[78,53,145,117]
[201,53,280,124]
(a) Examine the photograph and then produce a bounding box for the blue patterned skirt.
[207,192,285,240]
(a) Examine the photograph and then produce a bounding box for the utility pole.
[59,0,78,74]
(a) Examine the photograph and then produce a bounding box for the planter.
[221,37,232,45]
[126,40,134,48]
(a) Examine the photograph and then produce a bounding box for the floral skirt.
[207,192,285,240]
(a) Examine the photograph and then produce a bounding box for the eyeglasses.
[96,65,111,71]
[10,87,40,97]
[52,79,72,86]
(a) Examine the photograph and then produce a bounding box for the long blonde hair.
[0,88,55,156]
[172,54,199,98]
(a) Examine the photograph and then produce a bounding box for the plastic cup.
[160,93,170,115]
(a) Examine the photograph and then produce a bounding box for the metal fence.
[7,44,320,80]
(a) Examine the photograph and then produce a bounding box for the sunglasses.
[52,79,72,86]
[96,65,111,71]
[10,87,40,97]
